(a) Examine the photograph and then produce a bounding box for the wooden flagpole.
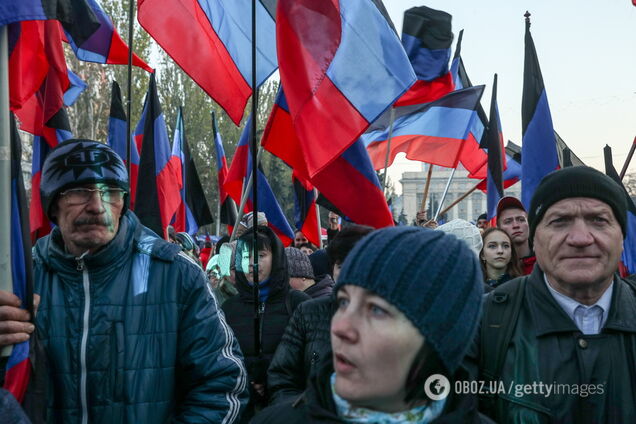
[420,164,434,213]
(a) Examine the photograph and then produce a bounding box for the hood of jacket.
[234,225,290,302]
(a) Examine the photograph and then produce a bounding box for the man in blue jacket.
[0,139,248,423]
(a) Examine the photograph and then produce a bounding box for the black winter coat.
[222,226,310,421]
[467,266,636,423]
[305,275,334,298]
[268,296,334,404]
[254,362,494,423]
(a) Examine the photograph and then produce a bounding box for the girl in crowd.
[253,227,492,423]
[479,227,522,292]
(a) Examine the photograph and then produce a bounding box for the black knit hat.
[40,139,129,222]
[335,226,483,374]
[529,166,627,244]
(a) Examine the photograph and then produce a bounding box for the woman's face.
[246,248,273,283]
[481,231,512,271]
[331,285,424,412]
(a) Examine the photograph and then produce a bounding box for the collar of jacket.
[527,266,636,336]
[298,358,486,423]
[34,211,181,279]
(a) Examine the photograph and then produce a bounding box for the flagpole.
[381,107,396,195]
[126,0,135,177]
[0,25,14,358]
[435,180,481,220]
[619,136,636,180]
[314,189,322,249]
[433,168,456,221]
[250,0,262,357]
[420,164,434,214]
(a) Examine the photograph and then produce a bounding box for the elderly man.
[471,166,636,423]
[496,196,536,274]
[0,140,248,423]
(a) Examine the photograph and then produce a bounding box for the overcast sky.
[384,1,636,194]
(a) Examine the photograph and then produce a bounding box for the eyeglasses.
[60,187,126,205]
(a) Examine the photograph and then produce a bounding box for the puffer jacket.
[268,296,334,404]
[222,226,310,421]
[32,211,248,423]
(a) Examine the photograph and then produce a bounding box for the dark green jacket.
[469,266,636,423]
[32,211,248,423]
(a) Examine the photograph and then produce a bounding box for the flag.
[604,145,636,276]
[62,0,152,72]
[63,68,87,106]
[131,95,148,154]
[0,0,100,45]
[30,109,73,241]
[107,81,139,208]
[134,74,182,237]
[138,0,277,125]
[521,16,559,209]
[3,114,35,403]
[363,85,487,175]
[13,20,69,147]
[292,175,320,247]
[262,89,394,229]
[275,0,416,178]
[212,112,237,227]
[484,75,505,220]
[449,29,489,144]
[227,116,295,245]
[171,107,214,234]
[395,6,455,107]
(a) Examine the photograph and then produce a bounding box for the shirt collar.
[544,274,613,318]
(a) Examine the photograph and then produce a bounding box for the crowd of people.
[1,139,635,423]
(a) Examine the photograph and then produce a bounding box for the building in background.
[400,163,521,224]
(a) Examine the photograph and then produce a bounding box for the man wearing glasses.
[496,196,536,275]
[0,139,248,423]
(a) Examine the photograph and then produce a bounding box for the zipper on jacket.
[76,252,90,424]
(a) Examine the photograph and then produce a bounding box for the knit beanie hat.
[40,139,129,222]
[285,247,315,279]
[529,166,627,244]
[436,219,482,256]
[335,226,483,374]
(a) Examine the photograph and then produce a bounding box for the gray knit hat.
[285,247,315,279]
[335,226,483,374]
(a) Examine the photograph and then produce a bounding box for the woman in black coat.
[222,226,309,422]
[254,227,493,424]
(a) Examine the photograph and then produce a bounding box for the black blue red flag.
[363,86,487,178]
[275,0,416,179]
[134,74,182,237]
[521,15,559,208]
[484,75,505,220]
[292,174,320,247]
[62,0,152,71]
[171,108,214,234]
[212,112,237,228]
[3,114,35,403]
[107,81,139,208]
[262,89,394,229]
[604,145,636,276]
[395,6,455,107]
[138,0,276,124]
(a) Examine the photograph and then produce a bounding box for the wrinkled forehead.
[542,197,615,219]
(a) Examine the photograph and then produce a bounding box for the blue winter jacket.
[32,211,249,423]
